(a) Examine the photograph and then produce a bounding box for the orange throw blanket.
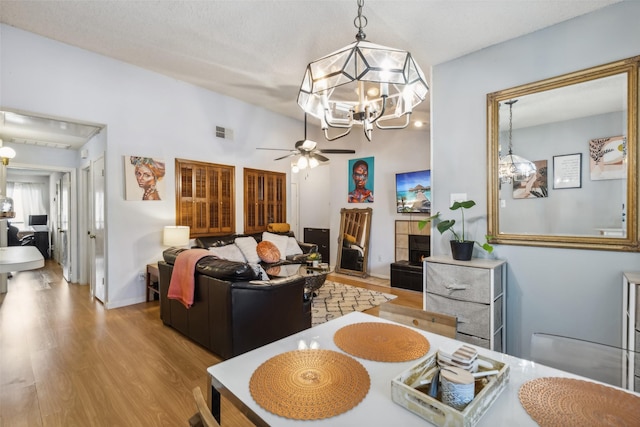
[168,249,210,308]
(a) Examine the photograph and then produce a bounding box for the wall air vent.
[215,126,234,140]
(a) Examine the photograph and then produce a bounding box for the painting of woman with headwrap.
[124,156,166,201]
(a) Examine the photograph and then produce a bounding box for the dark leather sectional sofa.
[158,232,316,359]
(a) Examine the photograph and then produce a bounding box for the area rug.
[311,281,397,326]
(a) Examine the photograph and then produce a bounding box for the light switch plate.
[450,193,467,206]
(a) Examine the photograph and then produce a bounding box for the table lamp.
[163,225,190,248]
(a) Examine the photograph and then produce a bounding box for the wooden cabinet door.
[244,168,286,234]
[208,166,234,234]
[244,169,259,233]
[177,162,208,234]
[266,173,286,225]
[176,159,235,236]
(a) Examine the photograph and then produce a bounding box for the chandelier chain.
[354,0,367,40]
[509,103,513,154]
[506,99,517,155]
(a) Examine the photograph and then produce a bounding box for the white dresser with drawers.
[423,256,507,352]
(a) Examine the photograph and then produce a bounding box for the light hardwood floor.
[0,261,421,426]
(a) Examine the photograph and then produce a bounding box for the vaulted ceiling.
[0,0,622,147]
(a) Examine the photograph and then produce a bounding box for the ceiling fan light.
[309,157,320,168]
[300,139,317,151]
[291,162,300,173]
[297,156,308,169]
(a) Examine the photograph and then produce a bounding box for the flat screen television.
[29,214,48,226]
[396,170,431,214]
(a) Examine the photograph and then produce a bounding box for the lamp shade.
[0,146,16,160]
[0,146,16,166]
[163,226,190,247]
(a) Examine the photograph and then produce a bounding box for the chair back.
[7,223,20,246]
[378,303,457,338]
[190,386,220,427]
[530,332,635,388]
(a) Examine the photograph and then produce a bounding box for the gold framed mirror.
[487,56,639,251]
[335,207,372,277]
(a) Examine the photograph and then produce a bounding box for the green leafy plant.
[419,200,494,253]
[307,251,322,261]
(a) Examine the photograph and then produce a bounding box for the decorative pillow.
[234,236,261,264]
[208,244,246,263]
[285,237,303,256]
[267,223,290,233]
[344,233,357,245]
[256,240,281,263]
[262,231,289,261]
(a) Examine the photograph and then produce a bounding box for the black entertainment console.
[390,260,423,292]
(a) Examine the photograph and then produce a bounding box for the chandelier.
[297,0,428,141]
[499,100,536,182]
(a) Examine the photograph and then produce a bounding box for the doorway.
[2,108,105,287]
[89,156,106,303]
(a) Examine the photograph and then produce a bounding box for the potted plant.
[306,251,322,267]
[419,200,493,261]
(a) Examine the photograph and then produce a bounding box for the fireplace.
[408,234,430,265]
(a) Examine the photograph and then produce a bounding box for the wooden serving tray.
[391,352,509,427]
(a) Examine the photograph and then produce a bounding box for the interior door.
[92,156,106,303]
[57,172,72,281]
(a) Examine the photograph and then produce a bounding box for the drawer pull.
[445,283,469,292]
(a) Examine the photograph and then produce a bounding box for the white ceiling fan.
[257,114,355,171]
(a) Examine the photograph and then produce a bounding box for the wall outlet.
[450,193,467,206]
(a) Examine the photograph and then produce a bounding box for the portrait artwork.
[124,155,166,201]
[348,157,374,203]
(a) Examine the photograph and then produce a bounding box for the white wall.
[500,112,625,234]
[297,122,430,278]
[431,1,640,358]
[1,25,302,308]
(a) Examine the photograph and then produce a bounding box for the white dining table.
[0,245,45,293]
[0,245,45,273]
[207,311,638,426]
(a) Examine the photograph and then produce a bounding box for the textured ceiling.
[0,0,622,146]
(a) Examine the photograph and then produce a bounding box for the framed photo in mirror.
[553,153,582,189]
[589,135,626,181]
[513,159,548,198]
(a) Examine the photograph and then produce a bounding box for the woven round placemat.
[333,322,430,362]
[249,349,370,420]
[519,377,640,426]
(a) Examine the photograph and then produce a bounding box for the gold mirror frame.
[487,56,639,251]
[335,207,372,277]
